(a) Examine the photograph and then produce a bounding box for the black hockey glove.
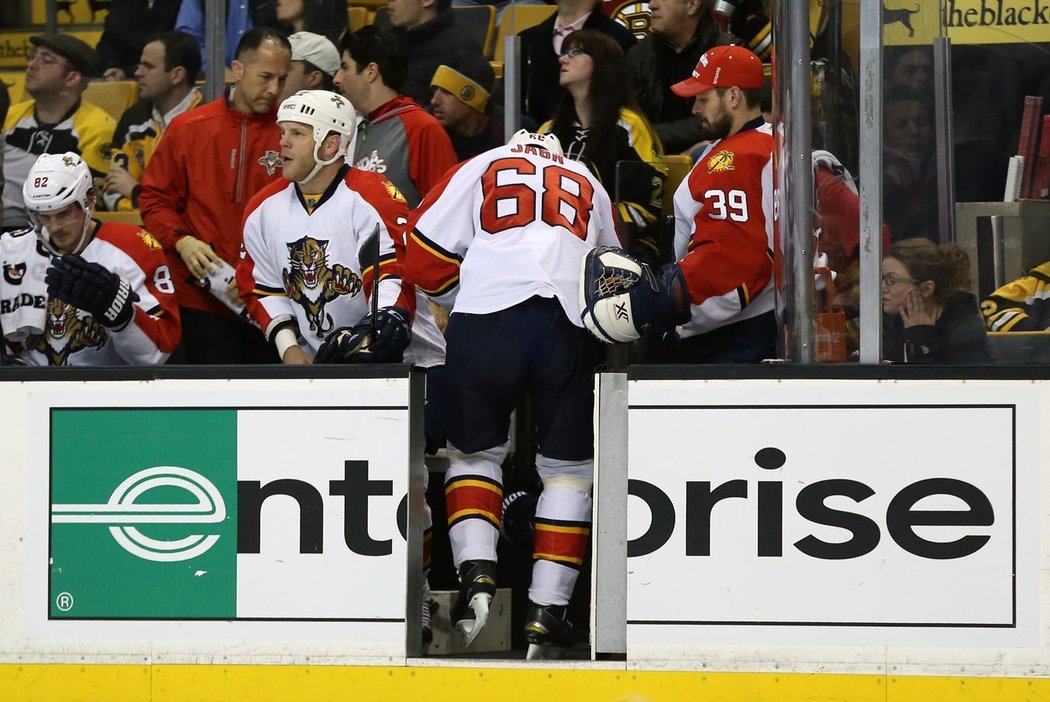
[45,253,140,330]
[314,306,412,364]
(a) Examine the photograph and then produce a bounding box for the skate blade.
[454,593,492,647]
[526,643,565,660]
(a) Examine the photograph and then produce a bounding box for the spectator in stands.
[882,238,990,363]
[882,86,937,241]
[518,0,637,126]
[2,34,115,232]
[541,29,665,265]
[276,0,347,45]
[176,0,279,74]
[104,31,203,212]
[886,45,934,98]
[626,0,736,154]
[334,25,458,208]
[430,51,535,162]
[97,0,183,82]
[139,27,290,364]
[386,0,486,106]
[280,31,340,101]
[981,261,1050,332]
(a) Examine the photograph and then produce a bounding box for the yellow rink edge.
[3,664,1050,701]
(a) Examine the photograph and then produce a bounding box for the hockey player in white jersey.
[1,152,181,365]
[236,89,445,648]
[402,130,621,659]
[237,89,444,368]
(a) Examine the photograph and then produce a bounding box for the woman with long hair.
[881,237,991,363]
[541,29,667,264]
[276,0,348,44]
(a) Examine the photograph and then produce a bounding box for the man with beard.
[584,45,773,362]
[662,44,775,362]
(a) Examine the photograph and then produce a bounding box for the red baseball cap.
[671,45,764,97]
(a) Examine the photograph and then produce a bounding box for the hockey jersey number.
[704,188,749,222]
[479,157,595,240]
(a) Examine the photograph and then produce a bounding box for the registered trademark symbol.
[56,592,74,612]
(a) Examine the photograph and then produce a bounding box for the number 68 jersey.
[673,119,776,338]
[402,143,620,324]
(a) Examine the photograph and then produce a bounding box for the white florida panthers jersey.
[402,142,621,326]
[238,166,445,367]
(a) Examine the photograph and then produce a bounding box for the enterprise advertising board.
[23,377,422,656]
[625,380,1040,654]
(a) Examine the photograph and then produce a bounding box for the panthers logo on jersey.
[258,150,281,175]
[138,230,162,251]
[707,149,736,174]
[27,297,107,365]
[282,235,362,336]
[384,180,406,203]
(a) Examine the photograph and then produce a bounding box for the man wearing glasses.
[2,34,116,232]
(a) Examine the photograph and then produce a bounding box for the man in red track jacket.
[139,27,291,363]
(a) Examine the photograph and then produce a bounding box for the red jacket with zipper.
[139,93,283,316]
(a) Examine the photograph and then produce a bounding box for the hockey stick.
[347,222,382,360]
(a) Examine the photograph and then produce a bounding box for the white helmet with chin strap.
[508,129,564,157]
[22,152,95,254]
[277,89,357,183]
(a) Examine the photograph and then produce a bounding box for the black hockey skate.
[450,559,497,646]
[523,602,582,660]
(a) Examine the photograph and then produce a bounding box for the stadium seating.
[1,71,26,106]
[490,4,557,78]
[83,80,139,120]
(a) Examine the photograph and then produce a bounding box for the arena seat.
[452,5,497,58]
[83,80,139,120]
[1,71,26,105]
[987,331,1050,364]
[491,4,557,74]
[347,5,368,31]
[95,210,143,226]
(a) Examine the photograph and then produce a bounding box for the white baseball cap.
[288,32,340,78]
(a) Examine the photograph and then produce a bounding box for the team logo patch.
[28,297,107,365]
[138,231,162,251]
[610,1,651,39]
[62,154,78,168]
[283,236,361,336]
[384,180,406,203]
[3,262,26,285]
[707,149,735,174]
[258,150,281,175]
[459,85,476,103]
[331,94,346,108]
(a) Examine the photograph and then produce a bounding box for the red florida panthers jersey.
[673,119,775,337]
[402,142,621,326]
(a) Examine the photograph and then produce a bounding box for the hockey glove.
[314,306,412,364]
[45,253,140,330]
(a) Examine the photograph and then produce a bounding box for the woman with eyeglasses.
[540,29,667,265]
[881,238,991,363]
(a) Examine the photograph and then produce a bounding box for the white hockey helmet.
[22,152,96,254]
[508,129,563,157]
[277,89,357,181]
[23,152,93,215]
